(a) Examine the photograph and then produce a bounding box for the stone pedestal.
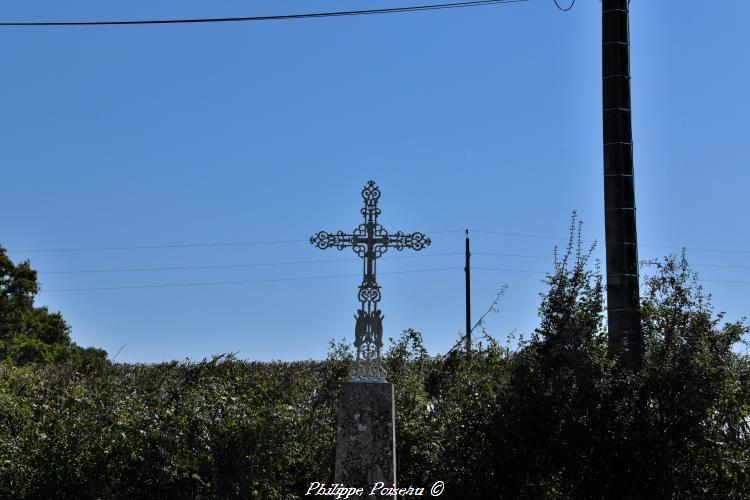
[334,382,396,495]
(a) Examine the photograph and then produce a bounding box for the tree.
[489,217,750,498]
[0,245,106,365]
[638,252,750,497]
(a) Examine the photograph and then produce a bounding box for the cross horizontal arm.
[352,236,389,245]
[388,231,431,251]
[310,230,355,250]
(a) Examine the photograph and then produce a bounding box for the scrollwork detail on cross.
[310,180,430,382]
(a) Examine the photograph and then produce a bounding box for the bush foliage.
[0,231,748,498]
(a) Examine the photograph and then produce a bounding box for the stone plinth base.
[334,382,396,495]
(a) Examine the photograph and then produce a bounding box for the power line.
[475,251,750,271]
[474,267,750,285]
[471,229,568,242]
[475,260,750,276]
[473,266,546,275]
[41,266,462,292]
[471,229,750,255]
[7,230,465,254]
[474,251,551,260]
[692,263,750,271]
[701,279,750,285]
[637,243,750,255]
[424,230,467,235]
[0,0,528,27]
[33,248,749,276]
[553,0,575,11]
[38,251,465,275]
[36,259,750,293]
[8,238,309,253]
[7,228,749,257]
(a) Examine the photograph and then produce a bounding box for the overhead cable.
[8,228,749,256]
[38,262,750,293]
[474,268,750,285]
[8,230,465,254]
[553,0,575,11]
[38,251,465,275]
[41,266,462,292]
[0,0,528,27]
[34,249,749,276]
[8,238,308,253]
[471,229,750,255]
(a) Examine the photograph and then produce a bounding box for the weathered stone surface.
[334,382,396,495]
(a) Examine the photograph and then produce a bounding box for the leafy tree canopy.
[0,245,107,366]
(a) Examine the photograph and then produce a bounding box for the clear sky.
[1,1,747,363]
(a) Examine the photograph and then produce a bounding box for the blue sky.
[1,1,747,363]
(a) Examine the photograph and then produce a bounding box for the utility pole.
[602,0,642,371]
[465,230,472,359]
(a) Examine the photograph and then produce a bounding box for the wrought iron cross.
[311,180,431,382]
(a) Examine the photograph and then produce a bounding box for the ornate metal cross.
[311,180,431,382]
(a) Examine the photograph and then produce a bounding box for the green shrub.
[0,234,747,498]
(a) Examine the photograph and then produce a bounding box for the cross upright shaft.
[353,214,386,281]
[310,180,430,381]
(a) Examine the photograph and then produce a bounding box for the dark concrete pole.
[464,230,472,359]
[603,0,642,371]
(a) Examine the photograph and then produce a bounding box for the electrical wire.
[692,263,750,271]
[8,228,748,277]
[553,0,575,11]
[638,243,750,255]
[471,229,750,255]
[8,238,309,253]
[471,229,568,241]
[9,228,749,256]
[0,0,528,27]
[473,266,546,275]
[10,233,749,278]
[473,251,551,260]
[38,251,465,275]
[41,266,462,292]
[474,252,750,271]
[473,267,750,285]
[700,279,750,285]
[34,249,750,276]
[7,230,465,254]
[35,256,750,293]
